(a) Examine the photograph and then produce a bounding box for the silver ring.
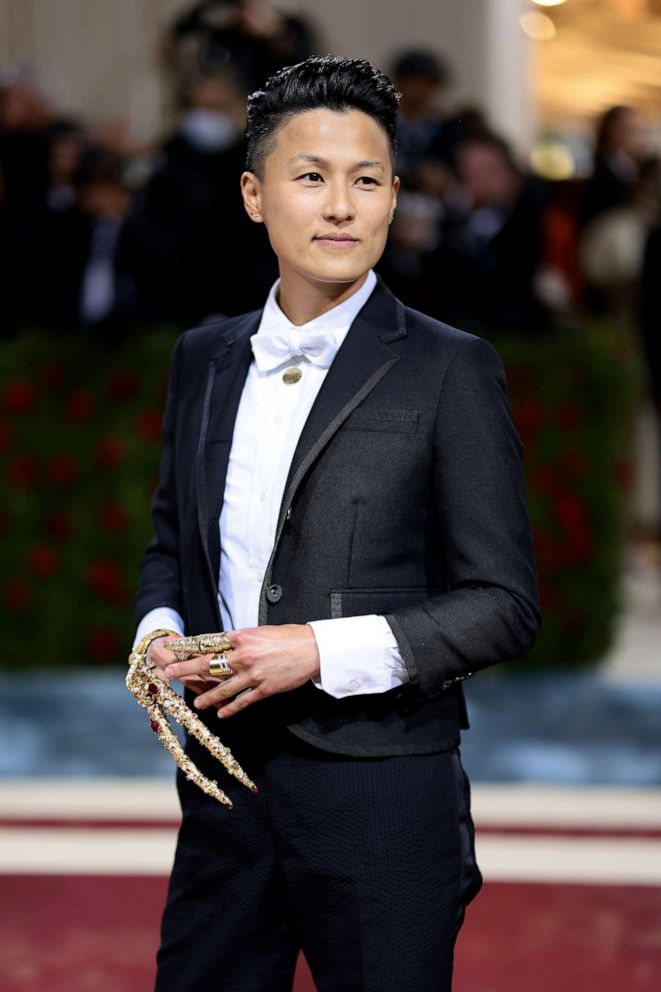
[208,654,234,678]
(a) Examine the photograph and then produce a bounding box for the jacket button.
[285,507,292,521]
[266,583,283,603]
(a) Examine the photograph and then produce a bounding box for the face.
[241,108,399,292]
[456,143,518,207]
[397,75,441,114]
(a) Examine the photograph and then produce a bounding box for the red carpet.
[1,875,660,991]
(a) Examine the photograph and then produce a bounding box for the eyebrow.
[290,154,386,171]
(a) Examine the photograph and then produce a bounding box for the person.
[33,147,136,334]
[427,132,550,334]
[163,0,317,95]
[0,72,52,335]
[120,68,276,325]
[390,48,451,191]
[132,55,539,992]
[581,105,642,229]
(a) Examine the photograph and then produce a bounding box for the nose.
[322,180,354,224]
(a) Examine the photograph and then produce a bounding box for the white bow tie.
[250,325,339,373]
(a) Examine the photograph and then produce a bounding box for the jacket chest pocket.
[341,409,419,434]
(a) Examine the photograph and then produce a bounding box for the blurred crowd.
[0,0,660,417]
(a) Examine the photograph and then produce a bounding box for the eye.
[297,172,324,183]
[356,176,380,187]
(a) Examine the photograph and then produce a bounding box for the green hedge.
[490,324,633,667]
[0,324,632,669]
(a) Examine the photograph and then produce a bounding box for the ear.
[240,171,263,223]
[390,175,400,222]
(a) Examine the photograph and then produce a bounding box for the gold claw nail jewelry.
[209,654,234,678]
[126,630,256,808]
[168,632,234,660]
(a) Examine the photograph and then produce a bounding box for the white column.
[480,0,536,155]
[0,0,183,139]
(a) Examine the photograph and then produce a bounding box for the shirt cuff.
[306,614,409,699]
[133,607,185,649]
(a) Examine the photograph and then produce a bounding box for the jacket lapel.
[263,279,407,599]
[195,279,407,607]
[195,311,260,596]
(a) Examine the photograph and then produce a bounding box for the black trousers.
[155,726,482,992]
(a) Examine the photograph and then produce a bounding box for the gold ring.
[169,632,233,659]
[199,633,233,654]
[209,655,234,678]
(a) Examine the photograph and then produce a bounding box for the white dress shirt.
[135,269,410,698]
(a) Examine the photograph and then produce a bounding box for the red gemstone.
[150,720,159,732]
[147,683,158,696]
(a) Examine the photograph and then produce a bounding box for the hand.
[147,634,218,696]
[163,624,321,718]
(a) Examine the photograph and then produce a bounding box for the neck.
[276,268,370,326]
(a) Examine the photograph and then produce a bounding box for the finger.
[168,632,236,657]
[150,645,179,672]
[217,686,263,719]
[164,654,219,680]
[180,676,220,696]
[193,675,252,710]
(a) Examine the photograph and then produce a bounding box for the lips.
[313,234,360,243]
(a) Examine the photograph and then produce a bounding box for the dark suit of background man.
[133,56,540,992]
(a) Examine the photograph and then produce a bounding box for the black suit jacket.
[136,277,540,757]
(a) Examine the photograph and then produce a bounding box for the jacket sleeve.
[384,334,540,698]
[134,332,185,626]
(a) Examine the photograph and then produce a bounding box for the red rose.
[27,543,59,577]
[614,458,633,490]
[96,436,125,470]
[534,532,562,572]
[4,579,32,612]
[136,410,163,441]
[556,492,587,532]
[531,465,562,496]
[512,399,543,447]
[108,371,139,401]
[538,578,555,609]
[44,510,74,541]
[563,529,592,566]
[7,454,38,488]
[85,625,121,663]
[47,453,79,487]
[39,362,64,390]
[88,558,127,603]
[65,390,95,423]
[0,421,14,453]
[2,379,36,414]
[154,373,171,406]
[503,365,531,394]
[556,403,582,432]
[560,450,587,478]
[99,502,129,534]
[560,606,585,633]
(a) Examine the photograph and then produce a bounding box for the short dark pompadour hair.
[245,55,400,178]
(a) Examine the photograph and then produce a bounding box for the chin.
[303,258,374,286]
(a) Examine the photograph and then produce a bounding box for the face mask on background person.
[179,109,238,152]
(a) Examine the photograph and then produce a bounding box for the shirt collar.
[256,269,378,347]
